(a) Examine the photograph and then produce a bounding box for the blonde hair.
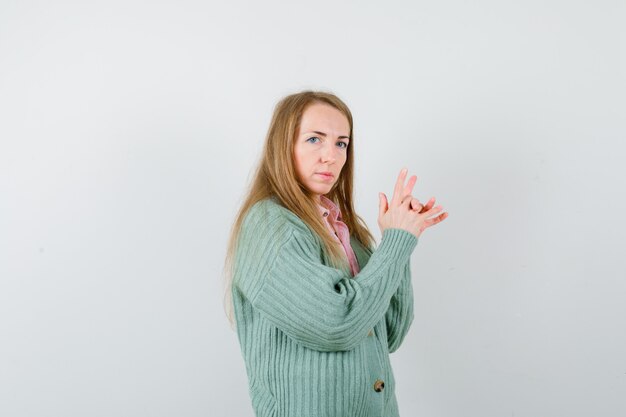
[222,90,375,329]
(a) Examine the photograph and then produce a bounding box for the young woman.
[223,90,448,417]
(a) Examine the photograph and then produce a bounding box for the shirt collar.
[317,195,342,222]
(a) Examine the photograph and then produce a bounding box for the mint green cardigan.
[232,197,418,417]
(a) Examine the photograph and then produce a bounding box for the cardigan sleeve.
[234,203,418,352]
[384,260,415,353]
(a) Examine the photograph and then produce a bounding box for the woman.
[223,90,448,417]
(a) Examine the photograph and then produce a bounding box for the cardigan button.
[368,329,374,337]
[373,379,385,392]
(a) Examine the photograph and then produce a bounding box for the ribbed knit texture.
[232,198,418,417]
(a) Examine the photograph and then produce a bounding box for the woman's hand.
[377,168,448,239]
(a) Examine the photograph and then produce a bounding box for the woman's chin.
[314,186,332,195]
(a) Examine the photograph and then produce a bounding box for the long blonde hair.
[222,90,375,329]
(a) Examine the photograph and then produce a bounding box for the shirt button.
[368,329,374,337]
[373,379,385,392]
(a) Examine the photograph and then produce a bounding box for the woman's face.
[293,102,350,201]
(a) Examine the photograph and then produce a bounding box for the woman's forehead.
[299,104,350,136]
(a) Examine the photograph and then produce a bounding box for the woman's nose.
[320,144,336,163]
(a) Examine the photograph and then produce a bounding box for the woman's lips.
[316,172,334,181]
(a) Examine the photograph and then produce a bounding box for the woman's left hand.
[397,173,435,213]
[380,171,440,216]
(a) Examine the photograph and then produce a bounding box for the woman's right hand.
[377,168,448,239]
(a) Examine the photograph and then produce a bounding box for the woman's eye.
[306,137,320,143]
[337,142,348,149]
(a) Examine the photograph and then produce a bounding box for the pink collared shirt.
[317,195,361,277]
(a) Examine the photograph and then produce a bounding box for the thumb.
[378,192,388,218]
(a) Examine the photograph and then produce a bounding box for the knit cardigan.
[232,197,418,417]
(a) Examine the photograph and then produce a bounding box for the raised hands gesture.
[378,168,448,239]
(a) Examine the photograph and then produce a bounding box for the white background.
[1,1,625,416]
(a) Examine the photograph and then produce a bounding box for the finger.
[423,212,448,228]
[411,197,424,211]
[420,205,444,218]
[402,175,417,201]
[421,197,435,212]
[378,192,388,218]
[410,197,423,212]
[390,168,408,207]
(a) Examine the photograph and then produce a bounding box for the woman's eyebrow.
[307,130,350,140]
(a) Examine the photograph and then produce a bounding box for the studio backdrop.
[1,1,624,416]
